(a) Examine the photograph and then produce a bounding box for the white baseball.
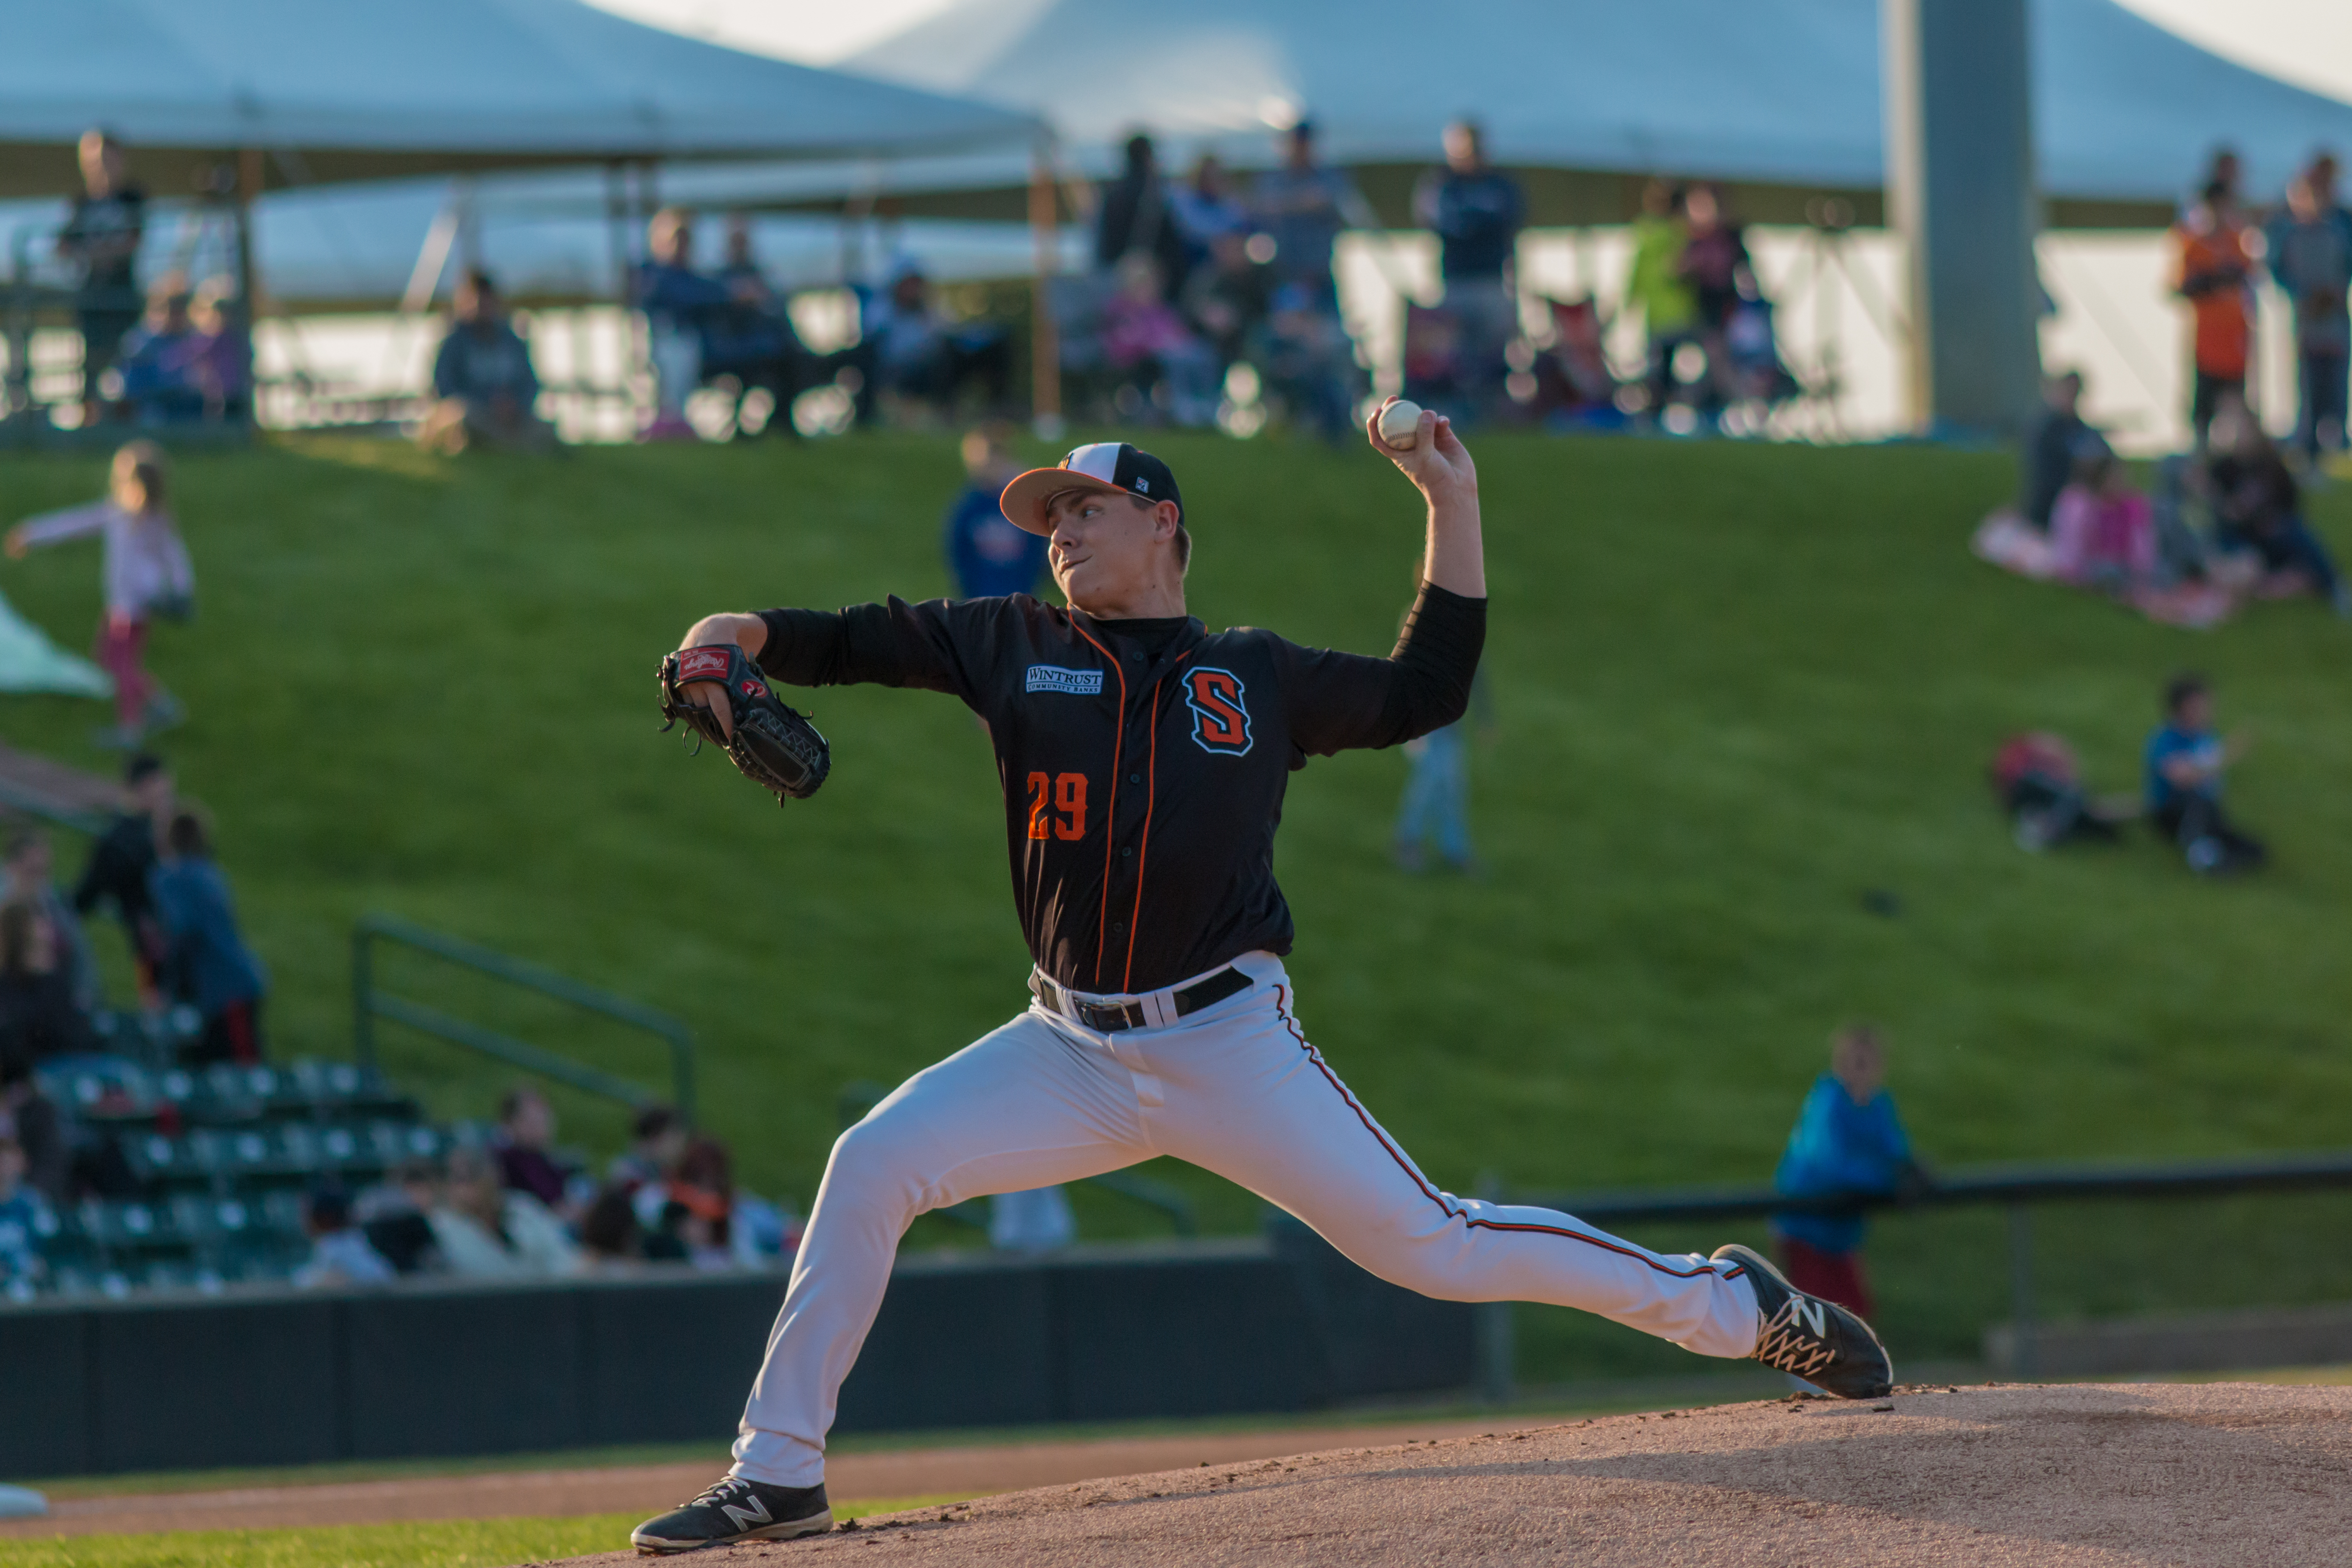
[1378,399,1424,451]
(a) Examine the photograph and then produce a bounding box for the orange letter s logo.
[1183,668,1253,756]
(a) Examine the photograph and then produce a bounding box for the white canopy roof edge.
[843,0,2352,205]
[0,0,1039,195]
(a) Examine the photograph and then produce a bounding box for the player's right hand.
[1368,397,1477,502]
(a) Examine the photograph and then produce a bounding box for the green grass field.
[1,428,2347,1377]
[4,1497,962,1568]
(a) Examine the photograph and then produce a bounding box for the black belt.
[1030,965,1252,1033]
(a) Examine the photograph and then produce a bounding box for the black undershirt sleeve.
[1384,582,1486,738]
[752,597,994,701]
[1283,582,1487,756]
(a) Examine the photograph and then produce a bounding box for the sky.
[590,0,2352,102]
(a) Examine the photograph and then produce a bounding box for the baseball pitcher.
[633,404,1890,1552]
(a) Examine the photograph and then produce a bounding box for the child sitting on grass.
[6,440,195,746]
[2049,447,2156,593]
[2145,674,2265,876]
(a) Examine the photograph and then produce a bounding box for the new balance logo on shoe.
[1755,1298,1837,1377]
[1710,1243,1893,1399]
[719,1496,772,1532]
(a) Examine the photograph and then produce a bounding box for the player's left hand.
[1368,398,1477,504]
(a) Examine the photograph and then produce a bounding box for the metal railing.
[352,913,695,1123]
[835,1080,1197,1236]
[1506,1149,2352,1387]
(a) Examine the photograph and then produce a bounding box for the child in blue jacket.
[1770,1025,1921,1318]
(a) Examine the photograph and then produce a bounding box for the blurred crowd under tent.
[4,0,2352,442]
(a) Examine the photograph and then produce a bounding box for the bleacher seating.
[21,1050,478,1299]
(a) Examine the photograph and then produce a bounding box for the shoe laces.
[689,1475,757,1509]
[1752,1293,1838,1378]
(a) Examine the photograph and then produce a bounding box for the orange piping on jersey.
[1067,616,1125,989]
[1121,678,1168,992]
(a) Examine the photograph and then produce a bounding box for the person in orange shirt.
[2174,179,2257,448]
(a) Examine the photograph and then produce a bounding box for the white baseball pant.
[730,952,1761,1487]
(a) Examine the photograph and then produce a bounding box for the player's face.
[1046,492,1160,609]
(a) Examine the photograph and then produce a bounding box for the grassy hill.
[1,428,2347,1377]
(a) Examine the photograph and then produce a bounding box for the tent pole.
[1029,135,1063,438]
[1882,0,2042,436]
[234,147,263,432]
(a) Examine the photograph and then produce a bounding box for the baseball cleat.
[1711,1243,1893,1399]
[630,1474,832,1554]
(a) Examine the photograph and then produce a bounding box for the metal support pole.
[2007,1202,2036,1378]
[1474,1171,1515,1406]
[1881,0,2044,436]
[234,147,263,429]
[351,925,376,1074]
[1027,134,1064,439]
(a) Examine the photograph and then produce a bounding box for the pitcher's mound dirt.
[553,1383,2352,1567]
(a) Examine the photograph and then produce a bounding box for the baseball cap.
[999,442,1183,536]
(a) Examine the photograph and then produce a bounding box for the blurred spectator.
[1718,282,1799,412]
[291,1186,395,1289]
[1991,732,2131,852]
[2174,179,2257,448]
[864,262,1012,420]
[1252,282,1359,441]
[1677,184,1751,415]
[184,282,250,421]
[56,129,147,420]
[1528,297,1624,427]
[2262,155,2352,461]
[1094,133,1190,295]
[2202,144,2242,209]
[1625,180,1698,414]
[2049,447,2157,593]
[633,1133,792,1269]
[1413,121,1524,417]
[0,1135,52,1293]
[493,1084,588,1222]
[1250,121,1358,308]
[148,808,268,1064]
[7,441,194,745]
[708,214,813,426]
[1770,1025,1920,1320]
[2146,674,2265,876]
[1101,254,1221,427]
[115,279,206,424]
[432,1145,581,1279]
[357,1157,445,1275]
[988,1186,1075,1253]
[6,831,101,1016]
[70,753,173,1002]
[943,424,1046,601]
[1393,649,1491,875]
[2205,392,2349,612]
[1169,154,1249,274]
[580,1184,651,1271]
[0,900,96,1068]
[420,270,553,455]
[0,1056,68,1204]
[1179,230,1275,371]
[636,208,732,441]
[2017,371,2097,532]
[607,1102,689,1192]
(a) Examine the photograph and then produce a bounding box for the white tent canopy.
[845,0,2352,208]
[0,0,1040,196]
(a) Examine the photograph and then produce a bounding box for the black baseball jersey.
[756,583,1484,994]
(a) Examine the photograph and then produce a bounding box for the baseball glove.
[658,644,831,804]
